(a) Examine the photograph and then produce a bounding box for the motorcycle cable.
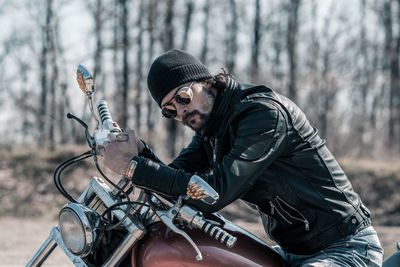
[55,154,93,202]
[53,150,93,203]
[146,192,170,211]
[93,152,136,231]
[100,200,150,226]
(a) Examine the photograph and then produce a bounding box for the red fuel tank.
[131,222,286,267]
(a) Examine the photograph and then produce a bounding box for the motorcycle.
[383,243,400,267]
[27,65,287,266]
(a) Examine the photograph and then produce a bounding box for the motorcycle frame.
[27,177,147,267]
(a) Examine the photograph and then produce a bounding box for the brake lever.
[67,113,95,149]
[154,207,202,261]
[151,194,202,261]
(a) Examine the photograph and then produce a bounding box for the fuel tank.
[131,221,286,267]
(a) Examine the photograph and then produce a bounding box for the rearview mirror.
[77,65,94,95]
[186,175,219,205]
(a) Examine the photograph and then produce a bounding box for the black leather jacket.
[132,77,371,254]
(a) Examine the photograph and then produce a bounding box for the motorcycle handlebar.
[96,100,121,133]
[200,220,237,248]
[190,214,236,248]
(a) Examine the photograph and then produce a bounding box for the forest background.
[0,0,400,263]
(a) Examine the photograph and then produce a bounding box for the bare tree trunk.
[388,0,400,149]
[309,0,319,75]
[287,0,301,102]
[318,49,331,139]
[163,0,178,159]
[383,0,393,149]
[250,0,261,83]
[383,0,393,74]
[53,17,70,145]
[111,0,122,131]
[38,0,52,146]
[369,0,381,132]
[162,0,175,50]
[93,0,104,97]
[59,82,68,144]
[49,12,59,151]
[352,0,370,153]
[135,0,144,132]
[181,0,194,51]
[146,0,157,145]
[120,0,130,129]
[225,0,238,74]
[200,0,210,64]
[272,4,284,87]
[393,0,400,151]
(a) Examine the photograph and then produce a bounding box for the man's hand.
[103,128,141,175]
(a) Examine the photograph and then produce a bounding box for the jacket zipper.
[270,201,292,225]
[263,214,275,242]
[275,196,310,231]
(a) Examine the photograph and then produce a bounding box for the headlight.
[59,203,103,257]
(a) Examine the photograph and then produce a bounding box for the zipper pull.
[305,220,310,231]
[270,201,275,215]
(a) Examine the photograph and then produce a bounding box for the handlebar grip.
[96,100,121,132]
[201,221,237,248]
[97,100,112,125]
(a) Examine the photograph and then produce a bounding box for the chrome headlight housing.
[59,203,103,257]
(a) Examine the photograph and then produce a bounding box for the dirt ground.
[0,217,399,267]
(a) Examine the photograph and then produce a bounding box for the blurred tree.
[306,2,341,143]
[271,1,285,90]
[181,0,194,51]
[392,0,400,151]
[112,0,131,129]
[38,0,53,146]
[120,0,130,129]
[250,0,261,83]
[0,0,399,159]
[162,0,179,158]
[200,0,210,64]
[286,0,301,102]
[225,0,238,74]
[350,0,379,155]
[48,8,60,151]
[91,0,105,97]
[145,0,159,146]
[135,0,144,133]
[382,0,400,151]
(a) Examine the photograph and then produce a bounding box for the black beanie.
[147,49,212,107]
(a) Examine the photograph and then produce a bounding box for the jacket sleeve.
[168,133,211,173]
[132,102,288,212]
[138,134,210,174]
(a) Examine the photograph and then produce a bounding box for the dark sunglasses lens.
[162,106,177,118]
[175,87,192,105]
[176,93,191,104]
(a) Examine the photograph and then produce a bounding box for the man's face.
[160,82,216,132]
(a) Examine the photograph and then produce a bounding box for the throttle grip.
[96,100,121,132]
[201,221,237,248]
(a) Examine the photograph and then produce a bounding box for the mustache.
[182,110,208,126]
[182,110,200,125]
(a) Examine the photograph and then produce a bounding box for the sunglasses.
[161,82,194,119]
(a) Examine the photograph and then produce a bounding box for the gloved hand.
[103,128,142,175]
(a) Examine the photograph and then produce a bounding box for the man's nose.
[175,104,187,121]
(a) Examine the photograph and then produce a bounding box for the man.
[103,49,383,266]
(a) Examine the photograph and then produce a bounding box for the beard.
[182,110,210,132]
[182,89,215,132]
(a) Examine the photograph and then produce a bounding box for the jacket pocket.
[270,196,310,231]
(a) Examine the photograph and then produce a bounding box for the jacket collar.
[200,77,241,138]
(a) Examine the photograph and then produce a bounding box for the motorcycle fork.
[27,177,147,267]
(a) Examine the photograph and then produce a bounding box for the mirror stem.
[87,93,101,130]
